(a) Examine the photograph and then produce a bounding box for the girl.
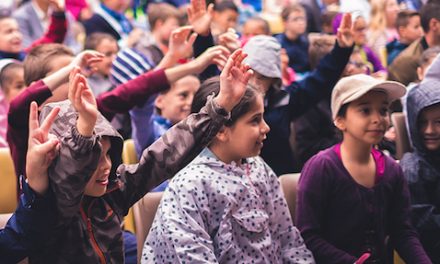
[141,77,315,263]
[296,74,431,264]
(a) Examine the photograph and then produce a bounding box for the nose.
[261,118,270,134]
[424,121,434,135]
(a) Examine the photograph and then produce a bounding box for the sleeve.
[142,175,218,263]
[97,69,169,121]
[7,80,53,178]
[390,162,432,263]
[116,95,230,211]
[401,155,440,262]
[129,95,157,158]
[287,42,353,120]
[295,155,358,264]
[48,125,101,223]
[24,11,67,53]
[263,162,315,263]
[193,34,220,81]
[0,178,56,263]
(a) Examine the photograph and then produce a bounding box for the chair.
[121,139,139,234]
[278,173,301,220]
[0,148,17,213]
[391,112,412,160]
[132,192,163,262]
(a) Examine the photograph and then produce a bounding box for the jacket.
[30,95,230,263]
[401,63,440,262]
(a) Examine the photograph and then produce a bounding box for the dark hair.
[214,1,239,13]
[418,46,440,67]
[281,3,305,22]
[420,1,440,33]
[0,62,23,92]
[24,44,74,86]
[147,3,180,30]
[396,10,420,29]
[191,76,261,126]
[84,32,117,50]
[336,103,349,118]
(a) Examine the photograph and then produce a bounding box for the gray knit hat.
[243,35,281,79]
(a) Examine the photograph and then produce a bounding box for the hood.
[406,54,440,156]
[40,100,123,186]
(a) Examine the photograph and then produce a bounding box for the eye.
[360,107,370,115]
[379,107,388,116]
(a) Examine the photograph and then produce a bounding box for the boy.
[401,53,440,263]
[32,49,251,263]
[387,10,423,65]
[275,4,310,75]
[211,1,239,39]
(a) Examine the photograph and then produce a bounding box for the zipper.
[80,206,107,264]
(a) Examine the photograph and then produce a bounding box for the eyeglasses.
[348,60,366,68]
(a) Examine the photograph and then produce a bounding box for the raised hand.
[168,26,198,61]
[337,13,354,48]
[187,0,214,36]
[192,45,231,73]
[216,49,253,112]
[26,101,60,195]
[218,28,240,52]
[70,50,104,76]
[68,67,98,137]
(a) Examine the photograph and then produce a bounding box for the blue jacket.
[275,33,310,73]
[194,34,353,175]
[0,178,56,263]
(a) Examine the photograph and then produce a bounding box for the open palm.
[187,0,213,35]
[336,13,354,48]
[168,26,197,60]
[68,67,98,126]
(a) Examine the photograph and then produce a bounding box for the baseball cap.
[331,74,406,119]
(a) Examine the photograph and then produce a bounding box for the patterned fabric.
[111,47,154,85]
[29,95,230,263]
[142,148,315,264]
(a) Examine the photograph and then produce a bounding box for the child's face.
[43,55,74,105]
[213,9,238,33]
[284,10,307,38]
[352,17,367,46]
[155,75,200,124]
[220,95,270,163]
[386,0,400,26]
[335,90,390,146]
[3,67,25,102]
[158,17,180,44]
[400,16,423,43]
[0,18,23,53]
[242,20,267,38]
[418,104,440,152]
[85,137,112,197]
[95,38,118,77]
[249,71,275,94]
[342,52,368,77]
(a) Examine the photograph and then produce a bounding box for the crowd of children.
[1,0,440,263]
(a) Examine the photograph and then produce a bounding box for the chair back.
[278,173,301,220]
[0,148,17,213]
[122,139,138,164]
[391,112,412,160]
[132,192,163,262]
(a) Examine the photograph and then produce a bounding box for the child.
[275,4,310,75]
[0,59,24,147]
[190,0,355,175]
[296,74,431,263]
[401,54,440,263]
[1,102,60,263]
[32,49,249,263]
[211,1,239,39]
[386,10,423,65]
[131,74,201,157]
[7,41,227,183]
[142,75,315,264]
[84,33,119,96]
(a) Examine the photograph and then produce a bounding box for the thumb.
[38,138,60,155]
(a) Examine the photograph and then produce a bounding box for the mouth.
[424,138,440,143]
[96,175,109,186]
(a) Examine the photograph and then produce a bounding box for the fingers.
[355,253,370,264]
[187,32,198,46]
[207,3,214,15]
[68,67,81,102]
[28,101,40,133]
[339,13,352,31]
[37,137,60,156]
[39,106,60,135]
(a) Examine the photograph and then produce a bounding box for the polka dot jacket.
[142,148,315,263]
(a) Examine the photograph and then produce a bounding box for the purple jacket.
[296,145,430,264]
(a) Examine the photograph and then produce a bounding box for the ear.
[334,116,346,131]
[429,18,439,32]
[214,126,230,143]
[155,94,164,110]
[417,66,425,81]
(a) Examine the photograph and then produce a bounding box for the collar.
[0,50,26,61]
[100,3,124,21]
[421,36,429,50]
[31,1,49,21]
[152,114,172,127]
